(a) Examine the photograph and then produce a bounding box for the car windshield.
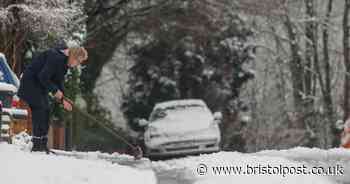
[149,104,206,121]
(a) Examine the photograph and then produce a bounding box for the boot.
[41,136,50,154]
[31,137,42,152]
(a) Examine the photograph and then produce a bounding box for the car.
[139,99,222,158]
[0,53,28,142]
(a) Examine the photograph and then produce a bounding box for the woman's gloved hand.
[54,90,64,101]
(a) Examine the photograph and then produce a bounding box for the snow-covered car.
[0,53,28,142]
[139,99,222,158]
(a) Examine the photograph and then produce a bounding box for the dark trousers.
[27,95,50,138]
[30,107,50,138]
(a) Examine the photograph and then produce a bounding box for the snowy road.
[4,143,350,184]
[156,169,192,184]
[61,147,349,184]
[139,147,350,184]
[46,147,350,184]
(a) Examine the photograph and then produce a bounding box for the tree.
[0,0,84,75]
[122,0,256,151]
[321,0,337,147]
[81,0,171,101]
[229,0,343,150]
[344,0,350,121]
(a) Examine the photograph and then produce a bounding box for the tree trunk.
[304,0,315,101]
[0,2,27,76]
[343,0,350,121]
[284,16,306,129]
[322,0,337,147]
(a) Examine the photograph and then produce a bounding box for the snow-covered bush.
[1,0,84,46]
[11,131,32,151]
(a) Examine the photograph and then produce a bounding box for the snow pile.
[191,153,334,184]
[148,148,349,184]
[0,143,156,184]
[51,149,150,167]
[11,131,32,151]
[254,147,350,162]
[254,147,350,184]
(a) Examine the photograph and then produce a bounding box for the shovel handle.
[60,96,142,159]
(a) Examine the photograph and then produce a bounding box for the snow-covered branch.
[0,0,85,49]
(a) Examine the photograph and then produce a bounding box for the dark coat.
[18,48,69,109]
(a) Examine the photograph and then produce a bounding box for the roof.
[0,53,20,88]
[0,83,17,93]
[154,99,206,110]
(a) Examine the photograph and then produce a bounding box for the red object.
[11,96,20,108]
[341,131,350,148]
[342,140,350,149]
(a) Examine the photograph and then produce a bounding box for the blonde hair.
[68,47,88,63]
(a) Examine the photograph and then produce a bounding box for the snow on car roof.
[154,99,206,110]
[0,83,17,93]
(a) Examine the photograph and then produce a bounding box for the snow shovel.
[62,97,143,160]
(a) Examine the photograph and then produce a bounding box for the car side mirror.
[138,119,149,127]
[213,112,223,123]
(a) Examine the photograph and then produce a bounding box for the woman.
[18,47,88,153]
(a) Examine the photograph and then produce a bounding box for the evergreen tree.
[122,0,256,151]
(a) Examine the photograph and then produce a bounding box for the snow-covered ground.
[3,137,350,184]
[145,147,350,184]
[0,143,156,184]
